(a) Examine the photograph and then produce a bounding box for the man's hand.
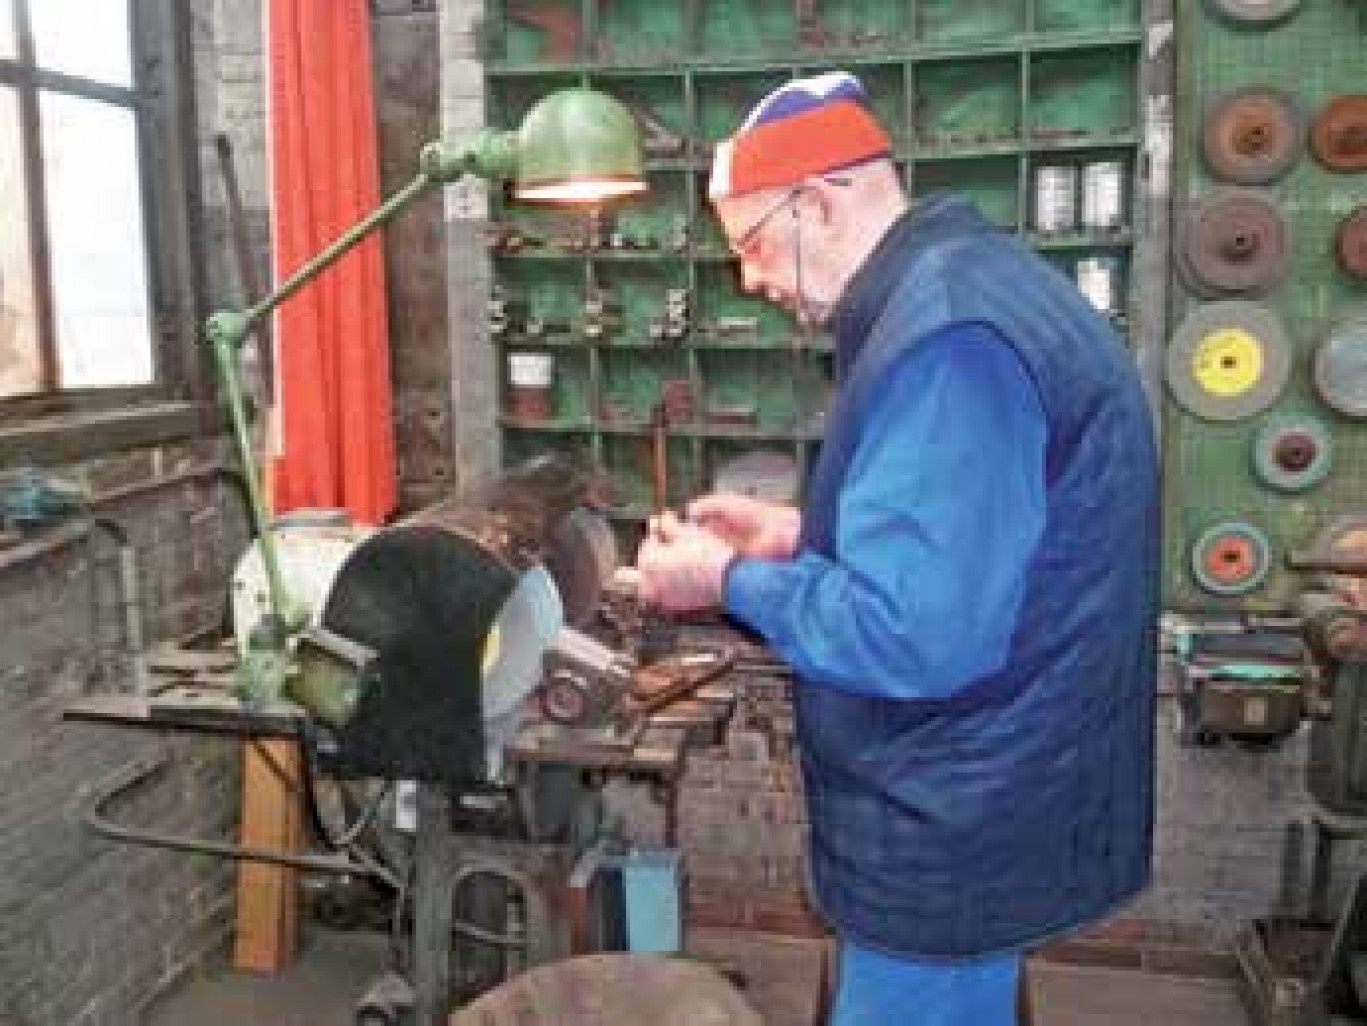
[687,492,801,560]
[635,512,737,612]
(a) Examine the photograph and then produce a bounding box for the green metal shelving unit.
[483,0,1146,547]
[1163,0,1367,613]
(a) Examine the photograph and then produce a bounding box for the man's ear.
[800,179,837,227]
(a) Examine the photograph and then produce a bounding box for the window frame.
[0,0,208,422]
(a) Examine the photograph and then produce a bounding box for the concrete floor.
[142,927,1253,1025]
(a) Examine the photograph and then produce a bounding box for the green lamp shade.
[513,88,647,203]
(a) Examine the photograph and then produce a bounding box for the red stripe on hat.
[725,98,891,197]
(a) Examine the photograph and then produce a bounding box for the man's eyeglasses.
[730,188,803,259]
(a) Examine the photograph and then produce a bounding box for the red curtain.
[265,0,396,525]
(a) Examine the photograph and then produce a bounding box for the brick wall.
[0,443,249,1026]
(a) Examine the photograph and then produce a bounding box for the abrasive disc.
[1310,95,1367,172]
[1191,520,1272,597]
[1202,87,1303,185]
[1335,207,1367,282]
[1313,311,1367,418]
[1252,413,1333,492]
[1167,301,1291,421]
[1176,191,1289,298]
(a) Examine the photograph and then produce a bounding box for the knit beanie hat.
[708,71,892,200]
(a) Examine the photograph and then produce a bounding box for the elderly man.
[636,72,1159,1025]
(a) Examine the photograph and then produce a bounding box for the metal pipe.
[84,753,388,879]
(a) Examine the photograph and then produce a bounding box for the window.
[0,0,201,409]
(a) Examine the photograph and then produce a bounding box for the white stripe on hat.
[738,71,865,131]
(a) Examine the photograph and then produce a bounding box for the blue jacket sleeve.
[722,322,1047,699]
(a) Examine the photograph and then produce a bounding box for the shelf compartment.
[597,347,691,426]
[485,0,586,64]
[502,423,593,467]
[808,0,911,51]
[489,72,583,129]
[587,259,691,345]
[1035,0,1140,33]
[602,434,699,511]
[588,72,693,163]
[698,0,799,59]
[915,156,1021,229]
[1027,47,1137,140]
[696,349,828,434]
[501,345,593,423]
[696,68,792,143]
[603,169,691,252]
[695,261,800,343]
[918,0,1025,44]
[591,0,689,65]
[914,56,1021,151]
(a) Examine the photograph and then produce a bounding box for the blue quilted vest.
[797,194,1158,959]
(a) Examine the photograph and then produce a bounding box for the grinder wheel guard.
[1311,95,1367,172]
[1177,191,1289,299]
[1166,301,1291,422]
[1202,87,1303,186]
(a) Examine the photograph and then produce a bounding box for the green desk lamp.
[206,87,646,701]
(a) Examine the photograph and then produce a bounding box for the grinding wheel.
[1176,191,1289,298]
[1203,0,1301,25]
[1202,87,1303,185]
[1313,311,1367,418]
[1167,301,1291,421]
[1252,413,1333,493]
[1191,520,1272,597]
[1310,95,1367,172]
[1336,207,1367,282]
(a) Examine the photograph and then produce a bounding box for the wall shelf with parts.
[484,0,1145,544]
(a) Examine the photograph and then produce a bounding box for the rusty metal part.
[450,953,763,1025]
[1310,95,1367,172]
[650,398,669,518]
[1301,515,1367,606]
[1295,590,1367,663]
[1176,191,1289,298]
[627,647,734,715]
[1166,301,1291,422]
[1312,311,1367,419]
[1203,0,1301,24]
[1201,88,1303,185]
[1292,517,1367,661]
[1336,207,1367,281]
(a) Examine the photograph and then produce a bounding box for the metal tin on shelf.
[1075,255,1123,316]
[1032,165,1078,233]
[1081,160,1126,230]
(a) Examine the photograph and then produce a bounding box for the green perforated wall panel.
[1164,1,1367,612]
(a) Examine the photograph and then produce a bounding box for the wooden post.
[232,738,302,971]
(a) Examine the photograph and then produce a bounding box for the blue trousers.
[830,941,1020,1026]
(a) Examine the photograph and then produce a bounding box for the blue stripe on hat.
[741,71,869,129]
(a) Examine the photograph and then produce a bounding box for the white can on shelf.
[1075,255,1123,316]
[1032,165,1078,233]
[507,351,555,421]
[1081,160,1126,231]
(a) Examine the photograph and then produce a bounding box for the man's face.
[715,188,828,325]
